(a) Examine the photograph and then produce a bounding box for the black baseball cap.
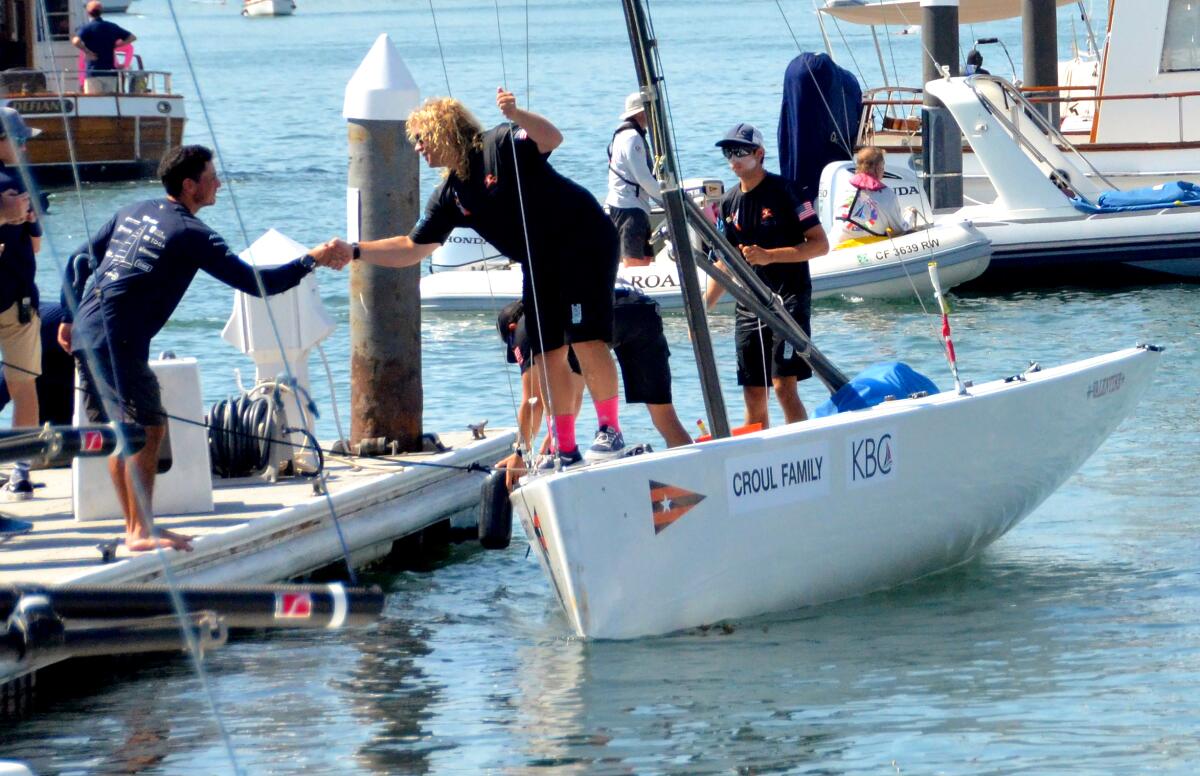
[715,123,764,149]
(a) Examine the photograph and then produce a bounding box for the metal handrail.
[0,67,179,98]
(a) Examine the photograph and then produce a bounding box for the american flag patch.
[796,200,816,220]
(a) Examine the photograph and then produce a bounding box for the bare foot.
[126,530,194,552]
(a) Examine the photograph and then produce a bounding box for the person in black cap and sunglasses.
[705,123,828,429]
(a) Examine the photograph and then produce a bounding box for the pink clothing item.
[594,395,621,432]
[551,414,578,453]
[849,172,886,191]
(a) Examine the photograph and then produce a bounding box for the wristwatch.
[299,253,317,271]
[351,242,361,261]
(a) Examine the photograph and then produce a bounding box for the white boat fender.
[478,469,513,550]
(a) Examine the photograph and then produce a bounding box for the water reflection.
[499,550,1195,773]
[347,615,446,775]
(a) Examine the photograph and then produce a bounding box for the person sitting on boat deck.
[704,123,828,428]
[965,49,990,76]
[833,146,917,247]
[71,1,136,95]
[606,92,662,267]
[0,107,45,501]
[493,283,692,485]
[335,89,626,469]
[56,144,347,553]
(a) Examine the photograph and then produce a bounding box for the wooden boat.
[242,0,296,16]
[0,2,185,184]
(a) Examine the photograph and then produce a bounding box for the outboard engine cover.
[817,160,931,240]
[430,228,507,271]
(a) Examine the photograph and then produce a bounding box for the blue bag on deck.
[1072,181,1200,213]
[814,362,939,417]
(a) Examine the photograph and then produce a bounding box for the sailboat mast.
[620,0,731,439]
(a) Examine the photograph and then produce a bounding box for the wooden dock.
[0,427,514,688]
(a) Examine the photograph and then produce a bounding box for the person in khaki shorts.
[0,107,44,500]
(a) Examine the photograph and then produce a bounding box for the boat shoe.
[536,447,585,472]
[584,426,626,462]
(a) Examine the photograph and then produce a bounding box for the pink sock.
[595,396,620,432]
[553,414,577,452]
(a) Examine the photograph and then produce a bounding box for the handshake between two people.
[307,238,354,270]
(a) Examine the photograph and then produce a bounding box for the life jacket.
[606,120,654,199]
[837,185,890,238]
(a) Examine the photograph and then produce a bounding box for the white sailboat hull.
[243,0,294,16]
[420,222,990,311]
[419,258,721,313]
[512,346,1160,639]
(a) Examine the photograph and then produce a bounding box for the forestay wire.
[771,1,941,319]
[159,0,358,587]
[22,3,244,771]
[488,0,564,458]
[423,0,532,465]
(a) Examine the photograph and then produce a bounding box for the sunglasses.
[722,146,755,159]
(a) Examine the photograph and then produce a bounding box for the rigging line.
[871,1,949,81]
[160,0,358,586]
[882,17,901,89]
[422,5,528,459]
[426,0,453,96]
[644,0,682,172]
[316,344,348,449]
[422,2,524,450]
[775,1,857,158]
[492,0,509,90]
[20,6,240,772]
[525,0,531,107]
[481,270,529,460]
[31,3,98,251]
[0,357,497,474]
[491,0,564,454]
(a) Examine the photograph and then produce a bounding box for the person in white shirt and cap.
[605,92,662,267]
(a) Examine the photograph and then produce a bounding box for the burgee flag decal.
[649,480,705,534]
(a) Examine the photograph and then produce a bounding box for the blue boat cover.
[779,52,862,201]
[814,362,940,417]
[1072,181,1200,213]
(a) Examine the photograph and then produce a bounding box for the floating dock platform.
[0,427,514,692]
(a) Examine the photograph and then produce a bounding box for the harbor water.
[3,1,1199,772]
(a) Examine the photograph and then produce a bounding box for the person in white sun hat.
[605,91,662,267]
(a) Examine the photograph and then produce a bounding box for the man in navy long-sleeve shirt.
[58,144,347,552]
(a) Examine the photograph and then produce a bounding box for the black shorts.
[510,315,581,376]
[612,295,672,405]
[609,206,653,260]
[522,225,619,357]
[76,350,165,427]
[734,293,813,387]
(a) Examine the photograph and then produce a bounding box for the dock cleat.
[584,426,626,462]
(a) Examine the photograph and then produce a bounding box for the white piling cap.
[343,33,421,122]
